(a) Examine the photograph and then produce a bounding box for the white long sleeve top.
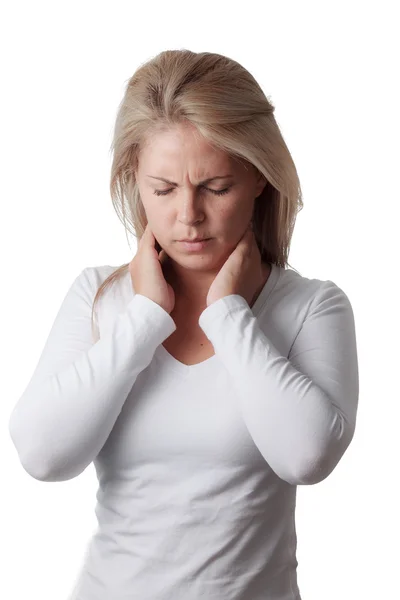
[8,262,359,600]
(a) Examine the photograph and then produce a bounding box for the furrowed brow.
[146,174,233,186]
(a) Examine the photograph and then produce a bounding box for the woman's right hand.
[129,224,176,315]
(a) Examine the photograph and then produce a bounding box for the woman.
[8,49,359,600]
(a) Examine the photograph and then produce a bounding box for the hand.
[206,224,265,308]
[129,224,175,314]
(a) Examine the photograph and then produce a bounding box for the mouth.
[177,238,212,252]
[177,237,210,242]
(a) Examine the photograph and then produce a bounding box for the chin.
[173,251,225,271]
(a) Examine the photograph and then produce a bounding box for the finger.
[248,229,261,258]
[143,224,153,240]
[159,249,170,267]
[239,226,254,245]
[138,225,148,247]
[236,228,254,257]
[140,224,155,249]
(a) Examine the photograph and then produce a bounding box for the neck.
[162,256,271,313]
[163,258,217,309]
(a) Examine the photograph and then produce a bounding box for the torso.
[162,262,271,366]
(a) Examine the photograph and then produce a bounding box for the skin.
[134,121,270,314]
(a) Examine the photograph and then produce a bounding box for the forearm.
[9,294,176,482]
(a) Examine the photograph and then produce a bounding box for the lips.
[178,238,209,242]
[177,238,212,252]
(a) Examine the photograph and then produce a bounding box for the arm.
[198,280,359,486]
[8,267,176,482]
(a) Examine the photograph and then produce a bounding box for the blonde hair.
[90,49,303,340]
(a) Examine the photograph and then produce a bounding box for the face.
[134,122,267,272]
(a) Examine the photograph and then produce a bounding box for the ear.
[255,171,267,198]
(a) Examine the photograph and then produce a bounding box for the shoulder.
[79,265,133,336]
[264,265,355,335]
[78,265,131,299]
[277,265,352,305]
[81,264,123,286]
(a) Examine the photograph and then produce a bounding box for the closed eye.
[153,186,231,197]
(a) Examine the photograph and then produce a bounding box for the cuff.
[127,293,177,342]
[198,294,249,332]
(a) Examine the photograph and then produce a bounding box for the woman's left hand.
[206,224,265,307]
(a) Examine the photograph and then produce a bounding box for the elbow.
[292,455,331,485]
[292,431,355,486]
[9,408,48,481]
[8,402,48,481]
[14,449,85,482]
[9,436,53,482]
[272,452,331,486]
[8,413,83,483]
[18,456,55,482]
[279,451,333,486]
[291,408,357,486]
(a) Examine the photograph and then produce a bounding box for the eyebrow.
[146,174,233,186]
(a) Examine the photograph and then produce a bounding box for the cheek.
[143,202,173,242]
[217,198,253,230]
[142,197,165,222]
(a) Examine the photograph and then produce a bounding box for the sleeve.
[198,280,359,486]
[8,267,176,482]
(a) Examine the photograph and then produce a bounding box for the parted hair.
[90,48,303,340]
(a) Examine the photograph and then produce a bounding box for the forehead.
[139,124,234,169]
[137,122,254,181]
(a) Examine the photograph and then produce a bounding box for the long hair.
[90,49,303,340]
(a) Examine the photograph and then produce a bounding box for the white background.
[2,1,399,599]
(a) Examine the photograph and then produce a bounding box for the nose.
[177,189,205,226]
